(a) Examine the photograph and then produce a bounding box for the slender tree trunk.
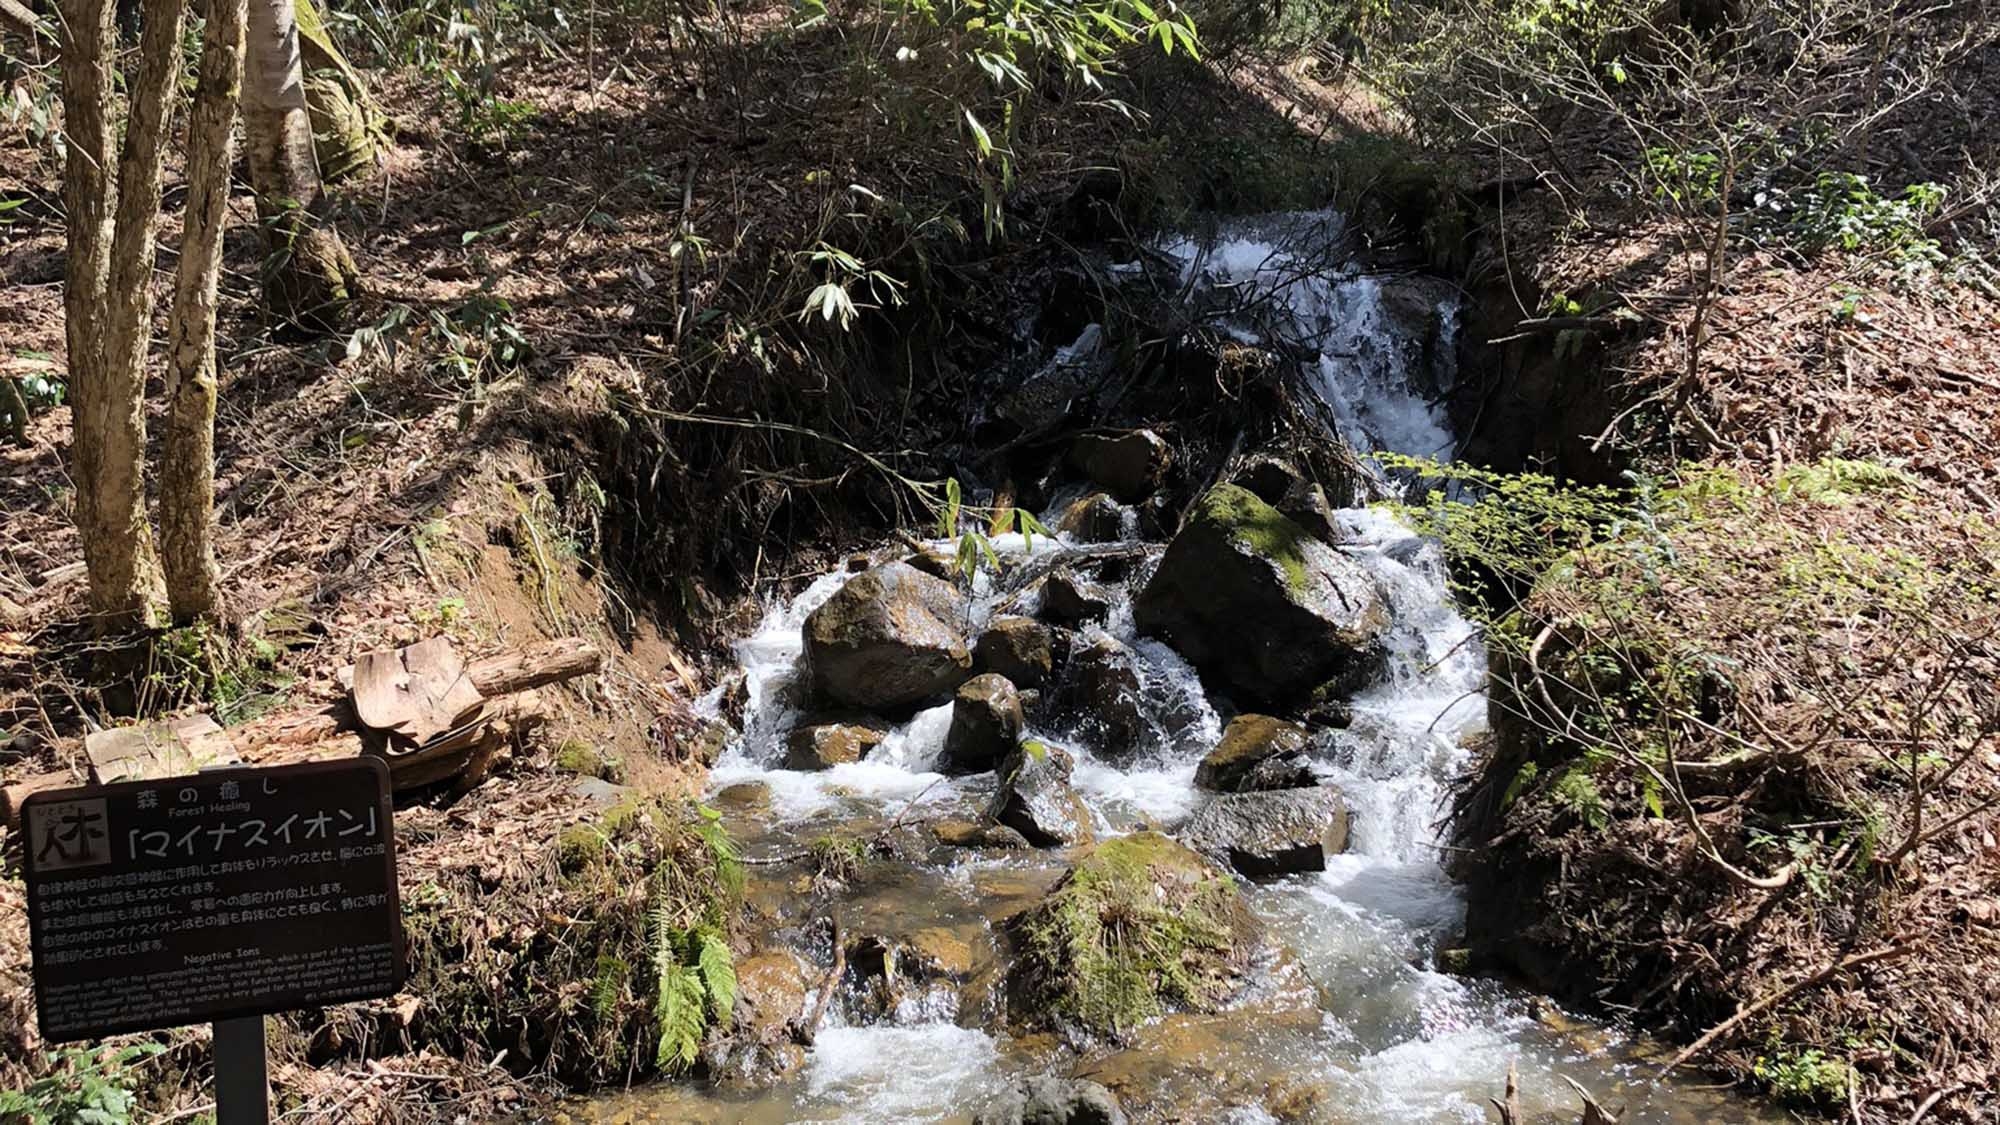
[162,0,249,625]
[59,0,178,631]
[243,0,357,331]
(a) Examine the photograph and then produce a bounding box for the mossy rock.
[1135,484,1388,708]
[1194,714,1316,792]
[1011,831,1258,1039]
[553,739,624,782]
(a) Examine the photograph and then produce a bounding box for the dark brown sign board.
[20,757,404,1042]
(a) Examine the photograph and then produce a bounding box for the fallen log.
[1,638,600,831]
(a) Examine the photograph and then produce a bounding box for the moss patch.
[1014,831,1248,1039]
[1195,484,1312,595]
[553,738,624,782]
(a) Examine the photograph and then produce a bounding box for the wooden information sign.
[20,757,405,1042]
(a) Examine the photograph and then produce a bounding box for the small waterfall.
[628,211,1782,1125]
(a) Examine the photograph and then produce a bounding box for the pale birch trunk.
[161,0,250,625]
[243,0,357,331]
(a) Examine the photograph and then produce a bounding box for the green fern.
[590,955,629,1022]
[695,928,737,1029]
[695,805,744,900]
[653,961,708,1071]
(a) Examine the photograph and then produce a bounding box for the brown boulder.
[974,615,1054,688]
[803,561,973,710]
[784,716,890,770]
[1070,429,1169,503]
[943,673,1026,774]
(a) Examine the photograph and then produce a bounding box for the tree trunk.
[295,0,383,182]
[161,0,249,625]
[59,0,177,631]
[243,0,357,332]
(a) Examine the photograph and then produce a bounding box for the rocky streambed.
[580,214,1783,1123]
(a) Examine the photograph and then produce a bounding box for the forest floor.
[3,2,1999,1121]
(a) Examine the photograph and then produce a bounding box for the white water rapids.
[605,213,1778,1124]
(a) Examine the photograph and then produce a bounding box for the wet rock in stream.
[1039,569,1115,624]
[1194,714,1317,792]
[1069,428,1169,503]
[1135,483,1388,708]
[802,560,973,710]
[1231,455,1345,541]
[943,673,1026,773]
[783,715,890,770]
[1182,786,1352,877]
[974,1075,1129,1125]
[700,947,810,1088]
[1056,635,1146,757]
[974,614,1054,688]
[1053,492,1130,544]
[988,741,1095,847]
[932,818,1033,849]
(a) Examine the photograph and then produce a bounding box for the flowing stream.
[584,214,1780,1124]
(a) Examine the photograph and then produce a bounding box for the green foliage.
[1769,173,1947,277]
[807,834,865,882]
[1375,454,1629,615]
[1643,146,1722,207]
[650,957,709,1071]
[639,803,743,1070]
[805,0,1199,236]
[443,68,538,149]
[1772,457,1914,504]
[798,241,908,331]
[139,622,289,719]
[0,1043,164,1125]
[327,0,572,72]
[1753,1047,1852,1108]
[590,955,631,1021]
[1550,767,1608,829]
[3,366,64,443]
[921,476,1052,582]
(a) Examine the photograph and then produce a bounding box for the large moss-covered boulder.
[1011,832,1258,1039]
[803,562,973,710]
[988,741,1095,847]
[1182,787,1351,878]
[943,673,1026,773]
[1194,714,1316,792]
[1134,484,1387,707]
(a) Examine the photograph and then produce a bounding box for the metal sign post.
[214,1016,270,1125]
[19,758,404,1115]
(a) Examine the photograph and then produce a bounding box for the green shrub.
[0,1044,163,1125]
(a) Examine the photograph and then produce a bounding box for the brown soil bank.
[1324,0,2000,1117]
[1428,461,2000,1123]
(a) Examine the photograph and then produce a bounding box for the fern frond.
[695,806,746,900]
[695,928,737,1029]
[654,961,708,1071]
